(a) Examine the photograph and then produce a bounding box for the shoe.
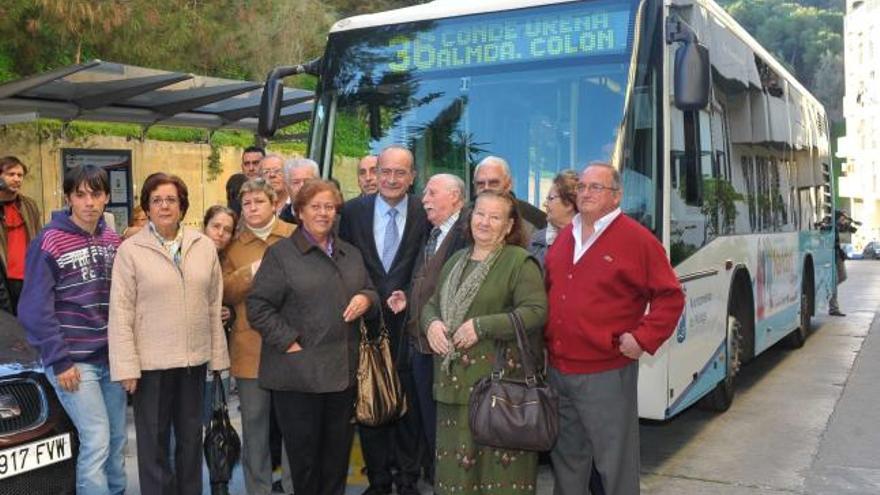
[271,480,285,493]
[829,309,846,317]
[361,485,392,495]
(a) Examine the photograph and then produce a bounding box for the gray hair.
[238,177,277,204]
[378,145,415,172]
[584,161,621,190]
[283,157,320,181]
[474,156,512,179]
[429,173,466,204]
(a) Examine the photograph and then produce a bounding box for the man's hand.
[56,365,81,392]
[618,332,644,360]
[120,378,138,395]
[427,320,450,355]
[452,319,479,350]
[387,290,407,314]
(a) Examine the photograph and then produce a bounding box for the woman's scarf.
[437,245,503,375]
[148,221,184,268]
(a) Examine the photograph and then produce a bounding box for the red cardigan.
[544,214,685,374]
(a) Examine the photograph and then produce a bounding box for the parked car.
[0,310,77,494]
[842,243,863,260]
[862,241,880,259]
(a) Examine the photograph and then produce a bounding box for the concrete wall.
[0,130,302,229]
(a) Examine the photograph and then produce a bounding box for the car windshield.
[316,0,638,208]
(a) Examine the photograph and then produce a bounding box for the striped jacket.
[18,211,121,374]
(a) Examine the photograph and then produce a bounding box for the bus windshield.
[316,0,641,209]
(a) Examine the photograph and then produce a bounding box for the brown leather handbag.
[355,319,407,427]
[468,312,558,451]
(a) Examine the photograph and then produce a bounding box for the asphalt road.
[122,260,880,494]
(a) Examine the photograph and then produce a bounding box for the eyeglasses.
[576,183,619,194]
[261,169,282,177]
[306,203,337,213]
[379,168,411,179]
[545,193,561,202]
[150,196,179,207]
[475,179,503,189]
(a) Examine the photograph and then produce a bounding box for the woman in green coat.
[420,191,548,494]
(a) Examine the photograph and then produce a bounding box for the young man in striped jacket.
[19,164,126,495]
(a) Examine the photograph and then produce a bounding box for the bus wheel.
[701,315,743,412]
[785,291,810,349]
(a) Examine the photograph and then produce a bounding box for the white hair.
[474,155,512,179]
[260,153,285,168]
[283,157,320,180]
[429,173,466,203]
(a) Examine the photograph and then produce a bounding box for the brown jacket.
[0,194,42,267]
[108,226,230,381]
[222,219,296,378]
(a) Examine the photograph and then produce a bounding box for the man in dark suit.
[473,155,547,234]
[339,145,428,495]
[387,173,469,484]
[279,157,320,224]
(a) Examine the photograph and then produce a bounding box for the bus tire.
[701,315,743,412]
[785,289,810,349]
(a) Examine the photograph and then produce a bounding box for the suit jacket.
[339,193,428,354]
[406,211,470,353]
[278,203,298,225]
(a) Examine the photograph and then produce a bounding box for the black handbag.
[203,371,241,495]
[468,311,559,451]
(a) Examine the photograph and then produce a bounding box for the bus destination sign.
[385,6,632,73]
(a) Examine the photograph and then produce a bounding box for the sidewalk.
[805,296,880,493]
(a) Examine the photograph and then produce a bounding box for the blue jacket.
[18,212,121,374]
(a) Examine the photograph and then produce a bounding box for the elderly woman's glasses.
[150,196,179,207]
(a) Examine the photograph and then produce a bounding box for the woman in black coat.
[247,180,378,495]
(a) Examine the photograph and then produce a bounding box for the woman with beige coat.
[109,173,229,495]
[222,178,296,495]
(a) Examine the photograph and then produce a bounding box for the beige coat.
[109,226,230,381]
[222,219,295,378]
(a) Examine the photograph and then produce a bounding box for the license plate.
[0,433,72,480]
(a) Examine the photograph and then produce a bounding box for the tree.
[811,50,845,121]
[35,0,130,64]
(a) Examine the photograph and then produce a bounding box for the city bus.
[259,0,835,420]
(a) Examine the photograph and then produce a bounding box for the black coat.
[247,229,379,393]
[338,193,428,351]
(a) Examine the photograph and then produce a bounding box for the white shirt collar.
[571,208,622,263]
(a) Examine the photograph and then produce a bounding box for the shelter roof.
[0,60,313,131]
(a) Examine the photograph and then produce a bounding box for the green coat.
[421,244,548,405]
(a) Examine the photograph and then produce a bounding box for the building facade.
[838,0,880,248]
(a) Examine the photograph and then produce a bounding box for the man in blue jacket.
[18,164,126,495]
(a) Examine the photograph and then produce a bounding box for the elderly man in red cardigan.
[544,163,685,495]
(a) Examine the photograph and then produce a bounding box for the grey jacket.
[247,228,379,393]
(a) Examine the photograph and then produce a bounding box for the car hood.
[0,310,42,377]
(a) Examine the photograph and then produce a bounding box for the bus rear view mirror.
[674,42,710,111]
[666,16,710,111]
[259,76,284,138]
[258,59,322,138]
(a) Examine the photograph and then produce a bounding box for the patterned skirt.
[435,401,538,494]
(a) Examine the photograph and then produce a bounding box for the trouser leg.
[99,365,128,495]
[410,346,436,474]
[274,390,321,495]
[549,367,593,495]
[171,365,206,495]
[393,367,424,488]
[133,369,175,495]
[237,378,275,495]
[319,387,357,495]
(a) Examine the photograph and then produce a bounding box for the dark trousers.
[133,365,206,495]
[273,387,356,495]
[410,344,436,477]
[360,365,423,489]
[8,278,22,315]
